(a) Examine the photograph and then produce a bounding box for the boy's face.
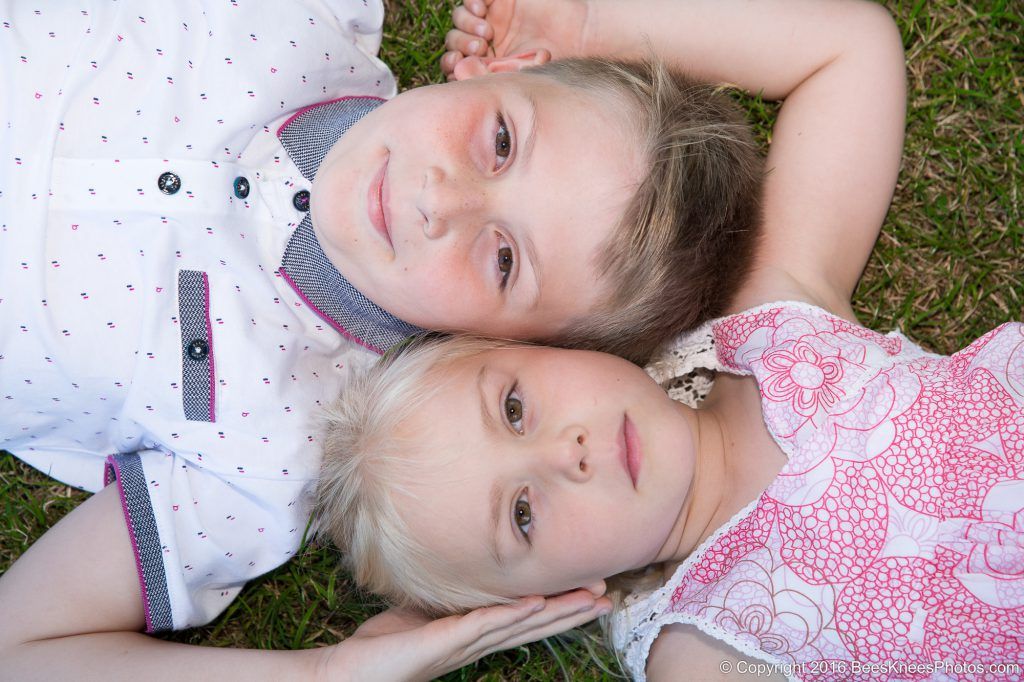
[392,346,696,598]
[311,73,643,338]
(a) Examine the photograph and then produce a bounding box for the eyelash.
[496,236,514,290]
[503,382,524,434]
[490,113,515,291]
[514,490,532,539]
[503,384,532,539]
[494,112,512,170]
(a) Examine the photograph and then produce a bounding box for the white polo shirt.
[1,0,397,630]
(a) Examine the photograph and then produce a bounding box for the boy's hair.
[525,58,763,365]
[315,333,519,615]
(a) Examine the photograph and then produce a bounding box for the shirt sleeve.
[106,449,312,631]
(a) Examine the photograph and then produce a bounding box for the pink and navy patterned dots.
[614,303,1024,681]
[1,0,394,630]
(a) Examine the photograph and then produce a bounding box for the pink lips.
[367,152,393,249]
[620,414,642,488]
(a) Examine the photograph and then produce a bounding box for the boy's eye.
[514,493,532,536]
[504,387,524,434]
[495,244,512,286]
[494,114,512,169]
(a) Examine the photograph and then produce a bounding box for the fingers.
[486,598,611,654]
[441,51,461,78]
[453,592,612,659]
[452,5,493,41]
[444,27,488,59]
[462,0,487,17]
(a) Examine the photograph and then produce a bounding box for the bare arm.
[446,0,907,319]
[0,484,328,681]
[646,623,788,682]
[0,484,610,682]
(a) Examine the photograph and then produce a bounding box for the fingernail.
[531,601,545,612]
[597,606,611,616]
[476,23,488,38]
[468,40,481,53]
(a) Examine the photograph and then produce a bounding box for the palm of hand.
[486,0,584,61]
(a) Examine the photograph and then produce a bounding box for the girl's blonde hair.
[525,57,763,365]
[316,333,522,615]
[317,333,670,611]
[316,333,678,672]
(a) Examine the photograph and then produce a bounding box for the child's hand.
[441,0,587,80]
[328,590,610,681]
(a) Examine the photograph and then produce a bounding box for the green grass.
[2,0,1022,679]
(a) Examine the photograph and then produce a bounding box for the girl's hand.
[328,590,610,682]
[441,0,587,80]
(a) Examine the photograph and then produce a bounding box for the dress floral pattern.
[613,302,1024,681]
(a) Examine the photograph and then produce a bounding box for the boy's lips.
[367,152,393,250]
[619,414,642,488]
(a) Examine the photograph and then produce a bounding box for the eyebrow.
[477,366,508,569]
[517,94,543,311]
[489,480,507,570]
[477,365,499,435]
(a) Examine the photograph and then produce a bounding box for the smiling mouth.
[620,414,642,488]
[368,151,393,250]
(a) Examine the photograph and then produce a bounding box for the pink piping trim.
[275,95,387,138]
[105,455,155,633]
[201,272,217,421]
[278,267,384,355]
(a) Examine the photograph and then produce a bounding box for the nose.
[418,165,485,238]
[544,426,591,484]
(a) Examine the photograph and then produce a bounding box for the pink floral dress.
[612,302,1024,681]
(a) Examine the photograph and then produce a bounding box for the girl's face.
[311,73,643,339]
[393,346,697,599]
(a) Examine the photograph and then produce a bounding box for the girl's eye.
[504,386,524,434]
[497,244,514,289]
[514,493,532,537]
[494,114,512,169]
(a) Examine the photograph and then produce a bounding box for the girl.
[321,0,1022,678]
[0,0,762,677]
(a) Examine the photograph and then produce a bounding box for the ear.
[452,49,551,81]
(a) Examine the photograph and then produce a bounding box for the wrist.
[562,0,591,58]
[576,0,642,60]
[313,643,347,682]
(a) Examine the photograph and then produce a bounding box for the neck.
[653,402,732,565]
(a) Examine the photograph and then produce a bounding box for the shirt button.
[158,171,182,195]
[292,189,311,212]
[186,339,209,360]
[233,176,250,199]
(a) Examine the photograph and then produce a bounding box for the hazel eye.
[497,245,514,288]
[514,494,532,536]
[494,115,512,169]
[504,388,524,433]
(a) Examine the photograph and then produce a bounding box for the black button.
[292,189,310,212]
[186,339,209,360]
[233,176,250,199]
[158,171,181,195]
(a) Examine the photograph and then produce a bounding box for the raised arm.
[445,0,906,319]
[0,484,609,682]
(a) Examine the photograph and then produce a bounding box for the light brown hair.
[528,58,763,364]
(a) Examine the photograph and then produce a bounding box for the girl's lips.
[367,152,393,250]
[620,414,642,488]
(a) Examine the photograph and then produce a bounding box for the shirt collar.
[277,96,423,354]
